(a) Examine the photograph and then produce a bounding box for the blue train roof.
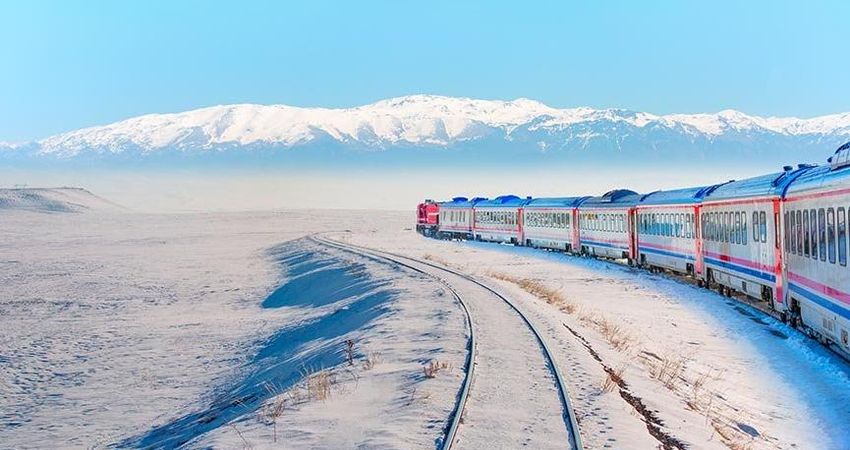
[704,166,814,201]
[439,196,488,208]
[580,189,641,208]
[523,196,589,208]
[638,184,723,206]
[474,194,531,208]
[785,143,850,195]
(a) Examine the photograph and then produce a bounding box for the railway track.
[311,235,583,450]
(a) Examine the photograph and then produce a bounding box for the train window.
[828,208,836,264]
[810,209,818,259]
[759,211,767,243]
[723,212,729,242]
[819,208,827,261]
[742,212,747,245]
[680,214,685,238]
[784,212,790,253]
[785,211,798,254]
[735,212,741,244]
[708,213,717,241]
[804,210,811,256]
[752,212,759,242]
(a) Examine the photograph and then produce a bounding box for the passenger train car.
[416,141,850,357]
[783,156,850,352]
[635,185,722,276]
[436,197,483,240]
[472,195,529,244]
[699,168,811,311]
[577,190,640,261]
[521,196,588,252]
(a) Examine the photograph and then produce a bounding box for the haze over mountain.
[3,95,850,165]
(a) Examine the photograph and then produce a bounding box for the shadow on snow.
[118,240,397,449]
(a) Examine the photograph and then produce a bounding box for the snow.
[345,222,850,450]
[32,95,850,156]
[3,207,850,449]
[0,210,467,448]
[0,187,125,213]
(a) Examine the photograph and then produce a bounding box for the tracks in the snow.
[311,235,583,450]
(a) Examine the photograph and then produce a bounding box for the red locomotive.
[416,200,439,236]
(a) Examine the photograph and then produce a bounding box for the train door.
[627,208,637,263]
[517,207,525,245]
[694,205,704,276]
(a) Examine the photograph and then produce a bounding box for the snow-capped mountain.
[14,95,850,160]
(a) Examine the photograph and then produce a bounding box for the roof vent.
[451,196,469,202]
[783,165,793,172]
[831,141,850,171]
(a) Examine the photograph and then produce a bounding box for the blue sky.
[1,0,847,141]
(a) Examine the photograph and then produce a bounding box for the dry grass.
[488,271,577,314]
[423,253,452,267]
[648,354,688,389]
[598,318,635,352]
[362,351,381,371]
[423,360,451,378]
[300,368,334,401]
[601,365,625,394]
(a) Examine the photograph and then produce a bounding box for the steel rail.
[313,235,583,450]
[309,236,476,450]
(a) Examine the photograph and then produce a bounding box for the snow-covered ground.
[3,207,850,449]
[0,210,467,449]
[344,221,850,450]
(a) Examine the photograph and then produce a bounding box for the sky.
[1,0,848,142]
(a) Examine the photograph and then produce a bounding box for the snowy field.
[344,225,850,450]
[2,207,850,449]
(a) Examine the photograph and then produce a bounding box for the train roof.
[474,194,530,208]
[784,143,850,195]
[703,166,814,202]
[638,184,723,206]
[523,196,590,208]
[438,196,488,208]
[580,189,642,208]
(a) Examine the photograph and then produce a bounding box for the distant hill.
[0,187,125,213]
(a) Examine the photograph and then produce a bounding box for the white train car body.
[636,186,721,276]
[700,169,808,310]
[577,190,640,260]
[783,153,850,352]
[438,197,482,239]
[473,195,528,244]
[522,197,588,251]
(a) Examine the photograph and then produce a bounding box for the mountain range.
[3,95,850,164]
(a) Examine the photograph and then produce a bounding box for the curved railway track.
[311,235,583,450]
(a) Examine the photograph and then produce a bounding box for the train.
[416,142,850,358]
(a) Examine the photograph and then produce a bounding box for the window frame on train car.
[810,208,818,260]
[796,210,803,256]
[711,212,716,242]
[804,210,811,256]
[752,211,759,242]
[828,207,836,264]
[732,211,741,244]
[759,211,767,243]
[785,211,797,255]
[818,208,826,261]
[784,212,790,253]
[742,211,748,245]
[839,207,847,266]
